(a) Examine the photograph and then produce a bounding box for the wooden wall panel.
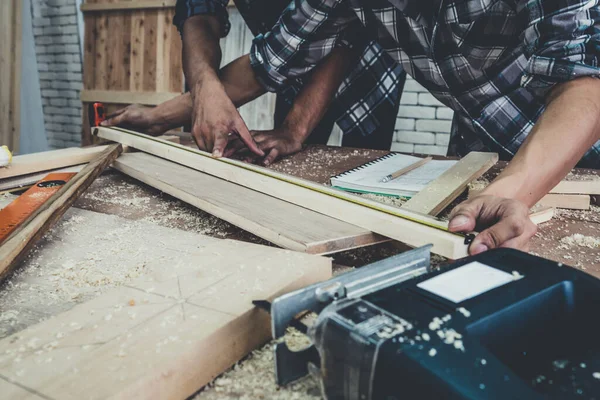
[0,0,22,152]
[81,1,275,144]
[81,0,183,144]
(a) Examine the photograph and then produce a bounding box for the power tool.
[266,246,600,399]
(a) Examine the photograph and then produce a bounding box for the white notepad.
[330,153,457,197]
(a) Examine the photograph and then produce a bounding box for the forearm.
[482,77,600,206]
[149,93,193,129]
[182,15,222,88]
[219,55,266,107]
[281,46,356,141]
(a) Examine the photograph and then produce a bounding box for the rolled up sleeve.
[250,0,359,92]
[173,0,231,37]
[520,0,600,98]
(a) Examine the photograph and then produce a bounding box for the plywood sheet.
[0,206,331,399]
[113,152,387,254]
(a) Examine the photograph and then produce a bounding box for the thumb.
[448,201,480,233]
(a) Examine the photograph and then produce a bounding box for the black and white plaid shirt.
[248,0,600,166]
[174,0,406,139]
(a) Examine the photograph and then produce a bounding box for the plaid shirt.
[250,0,600,167]
[173,0,405,139]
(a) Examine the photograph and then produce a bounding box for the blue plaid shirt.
[174,0,406,139]
[244,0,600,167]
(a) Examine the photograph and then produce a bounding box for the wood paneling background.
[81,0,184,144]
[81,1,275,144]
[0,0,22,152]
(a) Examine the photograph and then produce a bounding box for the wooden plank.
[551,180,600,195]
[0,164,85,193]
[0,146,108,179]
[97,127,469,259]
[402,152,499,216]
[81,0,176,12]
[113,152,388,254]
[143,10,159,91]
[0,208,331,400]
[469,188,591,210]
[80,90,180,105]
[529,207,555,225]
[0,0,21,152]
[0,144,122,282]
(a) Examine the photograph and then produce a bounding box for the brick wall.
[32,0,83,149]
[393,76,453,156]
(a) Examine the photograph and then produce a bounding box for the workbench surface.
[2,145,600,399]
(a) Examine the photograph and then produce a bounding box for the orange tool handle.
[88,102,106,127]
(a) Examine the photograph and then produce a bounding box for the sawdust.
[357,192,408,208]
[194,329,321,400]
[560,234,600,249]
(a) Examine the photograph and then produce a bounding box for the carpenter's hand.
[190,79,263,158]
[448,195,537,255]
[101,104,167,136]
[225,128,304,165]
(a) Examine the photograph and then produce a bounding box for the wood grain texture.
[97,127,469,258]
[402,152,499,216]
[0,144,122,282]
[0,0,22,152]
[0,207,331,400]
[0,164,85,193]
[113,152,387,254]
[551,180,600,195]
[0,146,108,179]
[81,1,184,144]
[469,189,591,210]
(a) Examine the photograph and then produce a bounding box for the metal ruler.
[0,172,76,245]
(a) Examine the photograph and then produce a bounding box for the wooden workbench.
[2,145,600,399]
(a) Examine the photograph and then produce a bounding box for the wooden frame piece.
[550,180,600,195]
[529,207,555,225]
[469,188,591,211]
[402,152,499,216]
[97,127,469,259]
[81,90,181,106]
[0,144,122,281]
[0,145,108,180]
[113,152,387,254]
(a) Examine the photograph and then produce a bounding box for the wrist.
[281,118,310,144]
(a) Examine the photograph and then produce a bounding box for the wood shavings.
[560,234,600,249]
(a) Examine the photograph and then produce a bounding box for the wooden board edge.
[98,127,469,259]
[81,90,181,106]
[402,152,499,216]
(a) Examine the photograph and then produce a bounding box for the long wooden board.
[0,144,122,281]
[402,152,499,216]
[0,0,21,152]
[551,180,600,195]
[0,146,108,180]
[97,127,469,259]
[0,207,331,399]
[113,152,387,254]
[469,188,591,210]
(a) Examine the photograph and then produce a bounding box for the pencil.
[380,156,433,183]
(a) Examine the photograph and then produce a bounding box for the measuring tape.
[98,127,469,241]
[0,172,76,245]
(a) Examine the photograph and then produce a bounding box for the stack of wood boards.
[0,203,331,399]
[113,152,387,254]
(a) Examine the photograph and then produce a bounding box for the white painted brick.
[65,44,80,53]
[33,27,44,35]
[395,118,415,130]
[66,62,81,72]
[51,15,77,25]
[33,17,50,27]
[436,108,454,120]
[414,145,448,156]
[49,131,75,141]
[58,5,76,15]
[391,142,415,153]
[418,93,444,107]
[62,25,78,34]
[49,63,68,72]
[46,123,64,131]
[400,92,418,105]
[404,79,428,93]
[50,98,68,106]
[43,26,63,35]
[58,90,78,98]
[416,119,452,133]
[67,73,82,82]
[65,124,82,134]
[35,45,48,54]
[48,139,67,149]
[38,63,49,71]
[395,131,435,145]
[68,99,81,107]
[436,133,450,146]
[47,0,70,6]
[398,106,436,119]
[42,89,59,97]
